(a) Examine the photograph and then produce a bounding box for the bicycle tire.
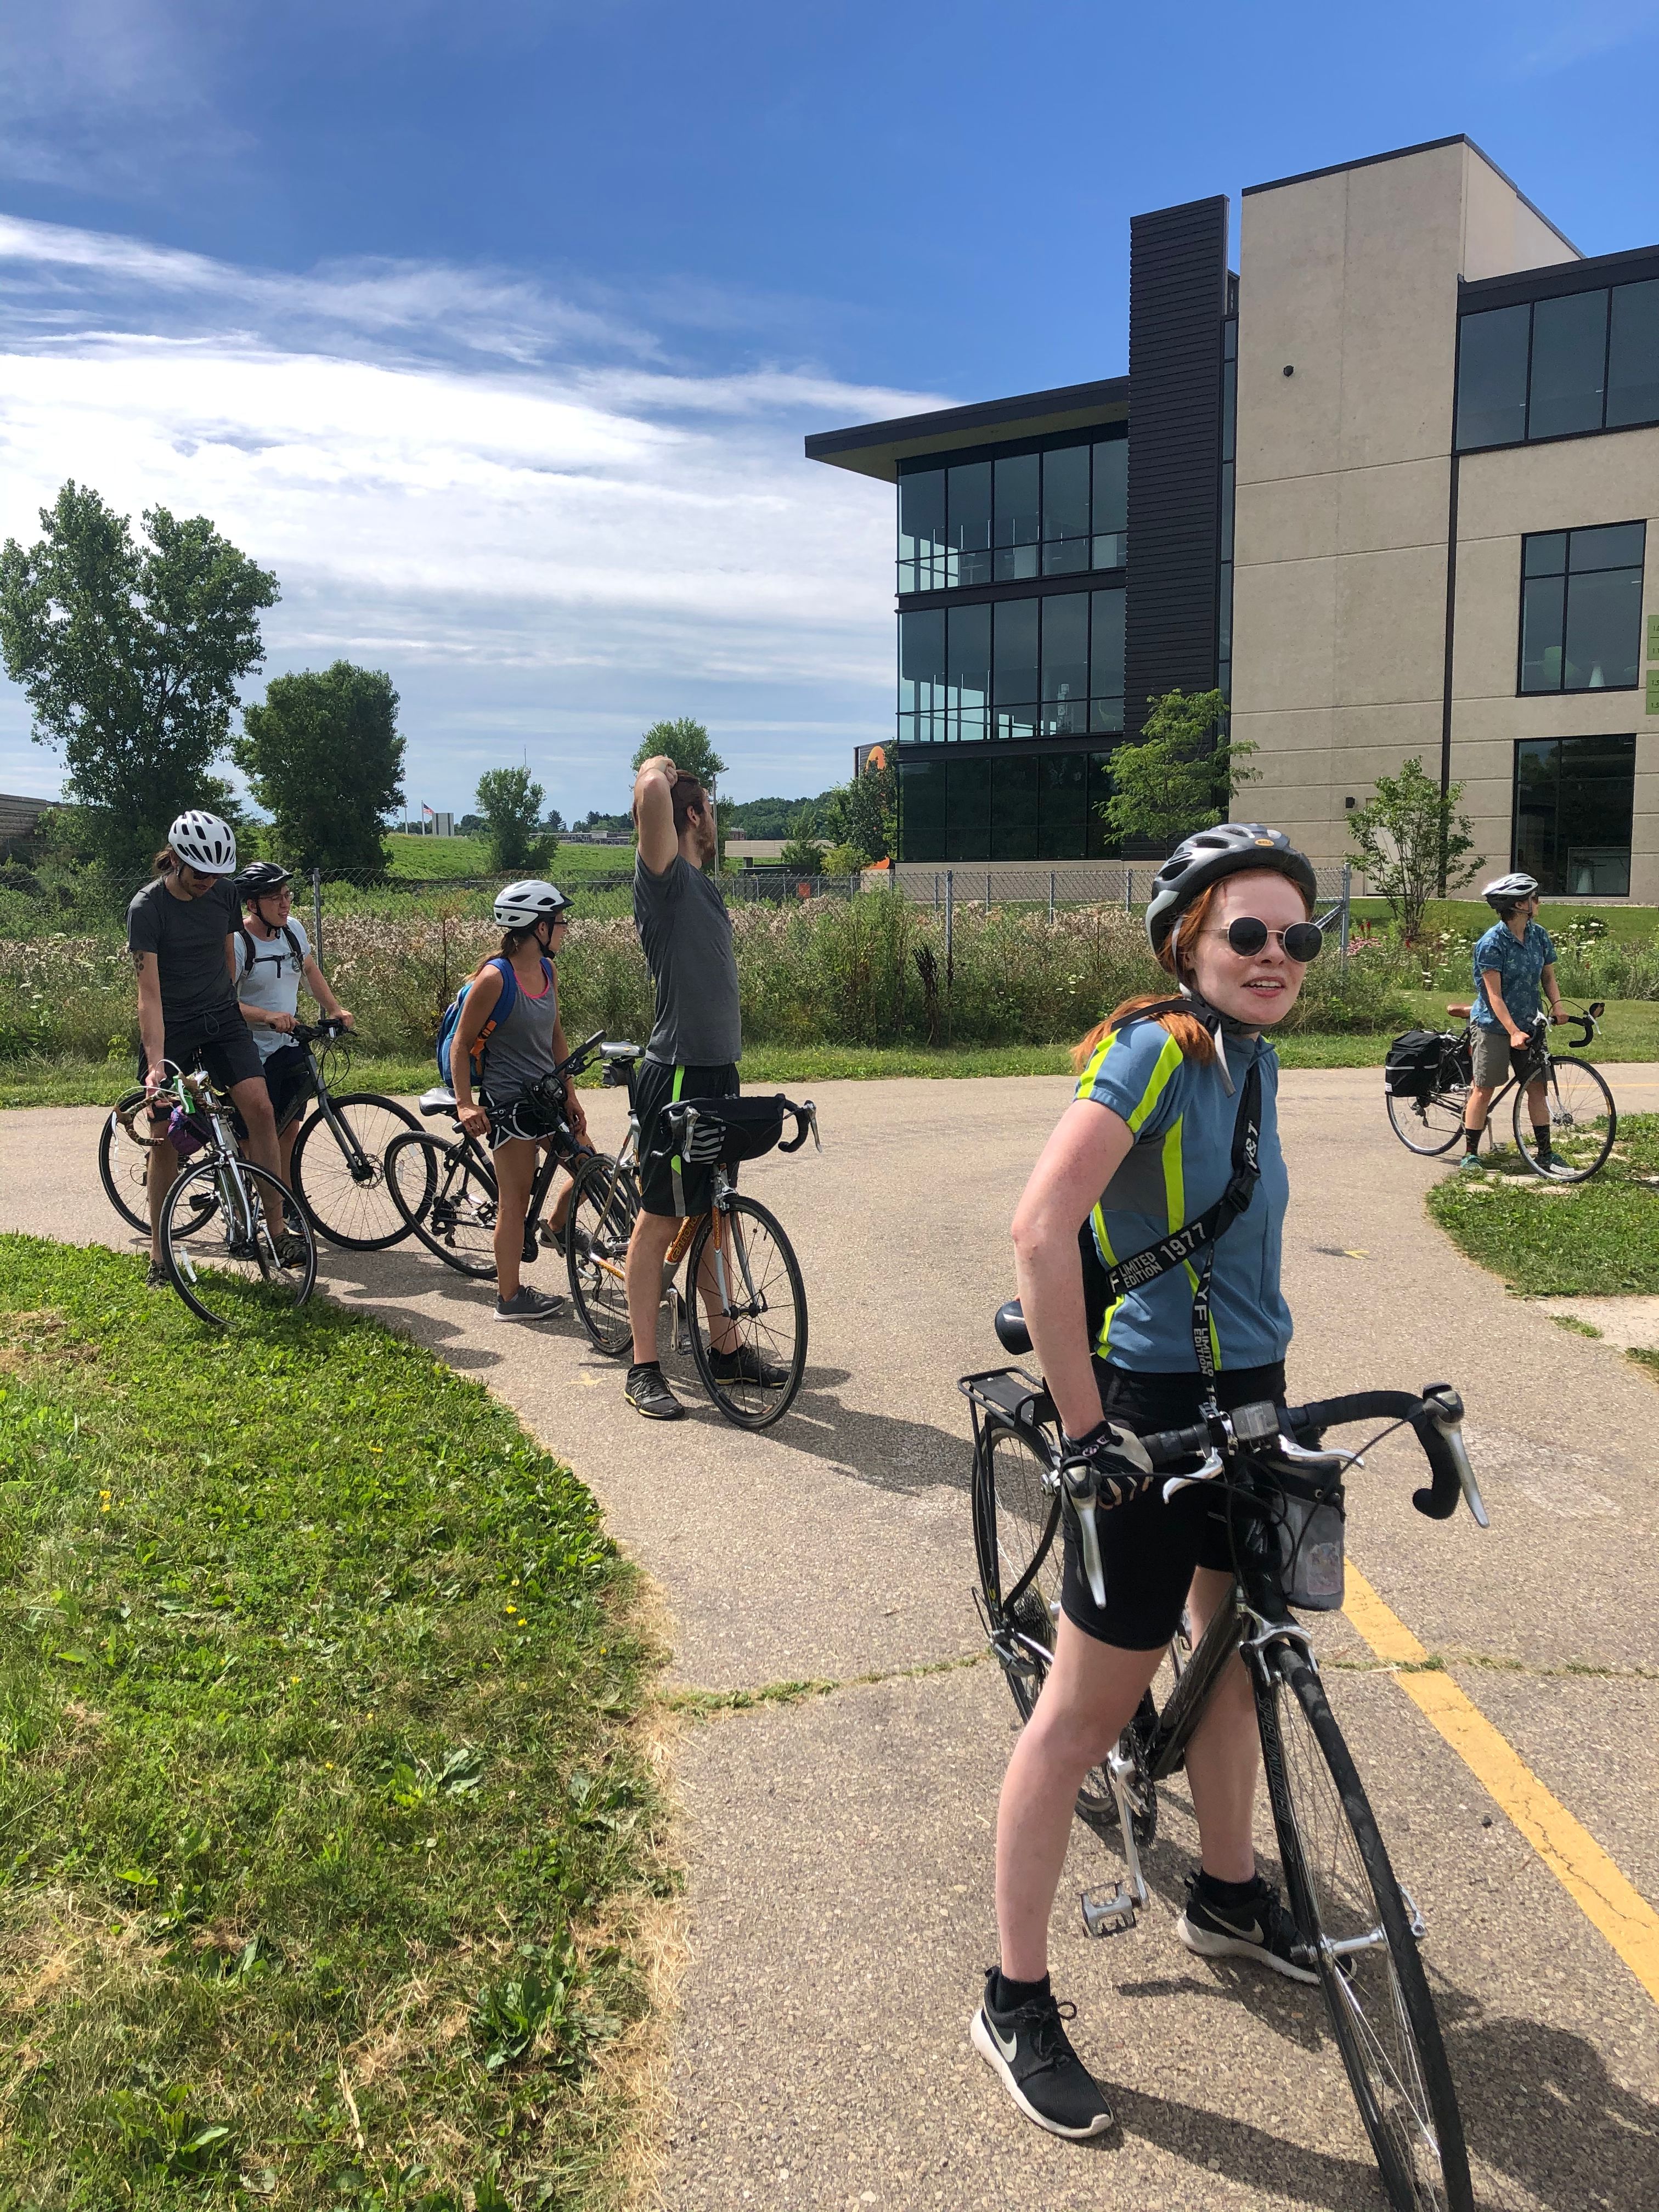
[161,1161,315,1329]
[1385,1087,1468,1158]
[384,1130,498,1277]
[291,1091,421,1249]
[565,1153,638,1356]
[969,1417,1142,1843]
[98,1091,217,1235]
[1257,1649,1471,2212]
[685,1194,807,1429]
[1511,1055,1616,1183]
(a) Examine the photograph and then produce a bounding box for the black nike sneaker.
[1176,1870,1319,1984]
[970,1971,1113,2139]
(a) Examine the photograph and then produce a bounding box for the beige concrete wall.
[1231,139,1583,875]
[1452,428,1659,901]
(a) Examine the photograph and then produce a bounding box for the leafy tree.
[631,716,728,794]
[0,482,279,875]
[822,757,895,863]
[1098,689,1257,853]
[823,841,868,876]
[457,813,487,838]
[235,662,404,876]
[1347,756,1481,943]
[544,807,565,833]
[779,806,827,875]
[476,765,557,874]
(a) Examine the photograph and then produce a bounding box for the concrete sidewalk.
[2,1070,1657,2209]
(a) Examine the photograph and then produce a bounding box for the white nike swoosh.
[1218,1916,1265,1944]
[987,2015,1018,2062]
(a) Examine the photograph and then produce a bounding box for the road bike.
[964,1298,1489,2212]
[1385,1002,1615,1181]
[99,1019,419,1251]
[138,1065,317,1327]
[563,1044,819,1429]
[381,1031,611,1279]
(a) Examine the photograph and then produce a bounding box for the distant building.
[0,792,55,842]
[809,134,1658,899]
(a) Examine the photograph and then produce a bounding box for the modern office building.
[808,136,1659,898]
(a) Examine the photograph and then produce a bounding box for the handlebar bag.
[1272,1464,1346,1610]
[1384,1029,1450,1099]
[662,1094,787,1166]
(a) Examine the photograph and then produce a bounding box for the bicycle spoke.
[162,1163,315,1328]
[292,1094,420,1249]
[686,1197,806,1428]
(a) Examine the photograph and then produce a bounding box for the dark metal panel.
[804,377,1129,481]
[1126,195,1229,737]
[1460,241,1659,315]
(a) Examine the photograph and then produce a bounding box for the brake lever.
[1422,1385,1489,1528]
[1161,1447,1226,1504]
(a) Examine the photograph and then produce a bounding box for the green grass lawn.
[0,1237,670,2206]
[382,837,631,884]
[1426,1113,1659,1296]
[1350,896,1659,945]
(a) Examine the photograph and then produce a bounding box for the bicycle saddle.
[419,1086,458,1117]
[994,1299,1032,1356]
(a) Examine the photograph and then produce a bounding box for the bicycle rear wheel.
[969,1419,1134,1842]
[1386,1088,1468,1157]
[1512,1055,1616,1182]
[686,1194,806,1428]
[565,1153,639,1355]
[98,1091,217,1235]
[1257,1650,1470,2212]
[161,1162,315,1329]
[384,1130,498,1276]
[291,1092,421,1249]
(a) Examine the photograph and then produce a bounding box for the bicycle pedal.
[1080,1886,1138,1938]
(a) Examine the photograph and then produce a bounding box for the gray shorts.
[1471,1024,1522,1088]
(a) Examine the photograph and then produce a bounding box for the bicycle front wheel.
[291,1092,421,1249]
[384,1130,498,1276]
[1513,1055,1616,1182]
[685,1194,806,1427]
[99,1092,217,1235]
[162,1162,316,1329]
[1386,1087,1468,1158]
[565,1153,638,1356]
[1257,1650,1470,2212]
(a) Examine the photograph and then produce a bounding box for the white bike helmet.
[494,879,571,929]
[1482,871,1540,909]
[1144,823,1317,957]
[168,809,238,876]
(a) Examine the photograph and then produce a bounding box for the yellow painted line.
[1344,1563,1659,2007]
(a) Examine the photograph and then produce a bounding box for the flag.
[421,803,436,821]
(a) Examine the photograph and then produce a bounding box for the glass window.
[947,461,992,589]
[1041,444,1090,576]
[898,755,946,862]
[899,608,946,735]
[1456,304,1530,450]
[898,469,944,594]
[1040,752,1087,860]
[1528,290,1609,439]
[1092,436,1127,569]
[1518,523,1644,693]
[1221,356,1237,466]
[994,454,1040,581]
[991,753,1040,862]
[946,603,991,741]
[1086,751,1118,859]
[1089,588,1126,732]
[1607,278,1659,428]
[1514,735,1635,895]
[1040,592,1089,731]
[992,596,1039,738]
[945,753,991,861]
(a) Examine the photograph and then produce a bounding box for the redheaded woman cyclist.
[973,824,1325,2141]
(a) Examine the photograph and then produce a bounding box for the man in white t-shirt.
[234,862,354,1187]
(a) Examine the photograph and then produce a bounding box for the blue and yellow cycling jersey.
[1075,1017,1292,1373]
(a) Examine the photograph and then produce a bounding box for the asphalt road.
[2,1068,1657,2211]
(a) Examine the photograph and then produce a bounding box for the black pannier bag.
[664,1094,788,1166]
[1384,1030,1451,1099]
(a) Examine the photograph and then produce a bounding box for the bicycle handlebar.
[778,1099,820,1153]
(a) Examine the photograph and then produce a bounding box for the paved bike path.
[2,1071,1656,2209]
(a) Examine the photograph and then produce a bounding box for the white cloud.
[0,217,944,810]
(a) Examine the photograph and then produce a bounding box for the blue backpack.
[434,955,549,1088]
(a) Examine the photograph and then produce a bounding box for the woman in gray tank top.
[450,880,588,1324]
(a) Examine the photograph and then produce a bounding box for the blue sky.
[4,0,1659,816]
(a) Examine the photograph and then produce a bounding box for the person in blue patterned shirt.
[1459,872,1564,1169]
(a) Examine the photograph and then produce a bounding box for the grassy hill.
[381,834,631,883]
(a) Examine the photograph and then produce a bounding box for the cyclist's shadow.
[765,1364,977,1495]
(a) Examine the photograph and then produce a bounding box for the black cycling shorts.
[1060,1357,1288,1652]
[137,1007,264,1099]
[261,1042,313,1132]
[635,1058,740,1217]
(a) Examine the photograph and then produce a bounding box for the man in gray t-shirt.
[623,753,778,1418]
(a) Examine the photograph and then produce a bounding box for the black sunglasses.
[1216,916,1324,962]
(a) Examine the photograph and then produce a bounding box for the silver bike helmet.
[494,879,571,929]
[1482,871,1540,910]
[1144,823,1317,957]
[236,861,292,901]
[167,809,238,876]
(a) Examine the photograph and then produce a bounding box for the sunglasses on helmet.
[1213,916,1323,962]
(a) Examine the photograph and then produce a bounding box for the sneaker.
[970,1972,1113,2140]
[707,1342,791,1388]
[1457,1149,1484,1172]
[540,1219,591,1262]
[625,1363,684,1420]
[145,1259,170,1289]
[275,1231,310,1267]
[493,1286,565,1325]
[1176,1871,1319,1984]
